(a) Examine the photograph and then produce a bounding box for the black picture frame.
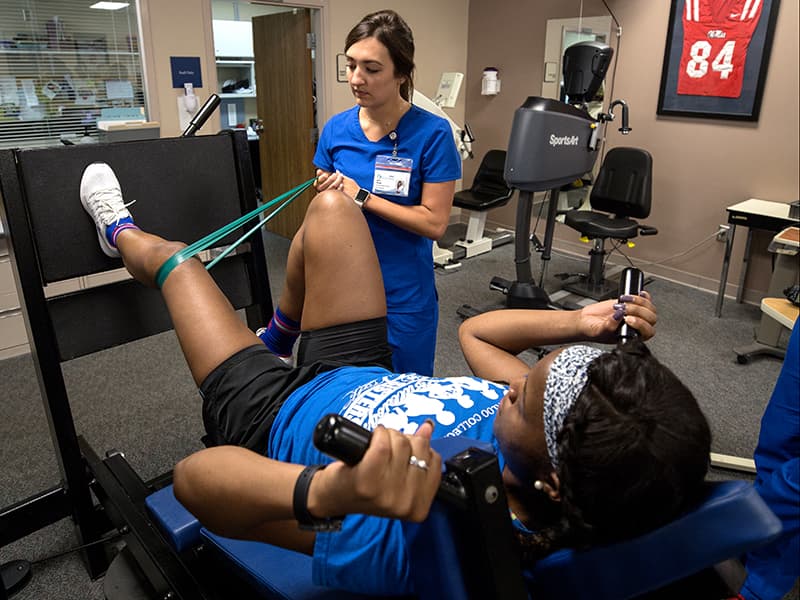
[657,0,780,121]
[336,53,348,83]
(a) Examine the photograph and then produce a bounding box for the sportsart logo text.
[549,134,580,147]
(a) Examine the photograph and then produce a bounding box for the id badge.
[373,155,413,197]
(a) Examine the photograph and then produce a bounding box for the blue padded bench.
[146,485,379,599]
[199,530,388,600]
[145,437,492,600]
[143,438,491,555]
[527,480,783,599]
[145,442,781,600]
[145,485,202,554]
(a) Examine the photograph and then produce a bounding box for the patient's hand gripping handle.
[313,415,479,507]
[618,267,644,341]
[314,414,468,507]
[313,414,528,599]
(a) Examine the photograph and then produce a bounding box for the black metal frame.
[0,131,272,599]
[0,130,529,600]
[437,448,528,600]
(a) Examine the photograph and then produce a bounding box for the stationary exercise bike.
[461,41,632,315]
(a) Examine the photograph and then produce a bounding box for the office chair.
[451,149,514,258]
[562,147,658,301]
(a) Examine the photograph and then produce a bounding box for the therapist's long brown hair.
[345,10,416,102]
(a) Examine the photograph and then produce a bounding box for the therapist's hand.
[338,174,360,200]
[315,169,344,192]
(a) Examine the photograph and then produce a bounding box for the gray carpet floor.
[0,229,795,599]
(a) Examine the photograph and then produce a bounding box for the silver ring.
[409,455,429,471]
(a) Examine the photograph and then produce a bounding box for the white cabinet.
[0,247,28,359]
[0,252,17,312]
[0,239,120,359]
[212,20,254,58]
[213,19,258,131]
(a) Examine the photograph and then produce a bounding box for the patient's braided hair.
[345,10,416,102]
[515,340,711,565]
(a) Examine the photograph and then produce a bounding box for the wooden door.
[253,10,316,239]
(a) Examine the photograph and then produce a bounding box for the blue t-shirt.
[268,366,507,595]
[314,105,461,313]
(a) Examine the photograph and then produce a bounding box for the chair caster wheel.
[736,354,750,365]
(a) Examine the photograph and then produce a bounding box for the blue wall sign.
[170,56,203,88]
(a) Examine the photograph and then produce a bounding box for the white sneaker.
[80,162,133,257]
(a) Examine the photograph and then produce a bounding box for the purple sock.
[258,307,300,357]
[104,217,139,248]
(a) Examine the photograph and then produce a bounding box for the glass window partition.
[0,0,147,148]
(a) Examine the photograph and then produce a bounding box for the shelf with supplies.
[0,71,146,147]
[0,103,144,149]
[216,59,256,96]
[0,31,145,148]
[216,58,258,130]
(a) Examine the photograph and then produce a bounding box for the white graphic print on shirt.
[340,373,504,438]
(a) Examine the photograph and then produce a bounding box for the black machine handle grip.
[181,93,221,138]
[314,414,371,466]
[313,414,469,507]
[618,267,644,341]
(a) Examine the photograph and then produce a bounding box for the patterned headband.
[543,345,604,469]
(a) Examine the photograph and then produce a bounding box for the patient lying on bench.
[79,162,712,595]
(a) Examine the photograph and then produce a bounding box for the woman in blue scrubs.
[312,10,461,375]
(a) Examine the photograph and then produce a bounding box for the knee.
[300,190,366,245]
[307,189,358,219]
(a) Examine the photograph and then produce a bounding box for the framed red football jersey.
[677,0,764,98]
[657,0,781,121]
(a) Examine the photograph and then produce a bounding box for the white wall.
[139,0,469,143]
[316,1,469,132]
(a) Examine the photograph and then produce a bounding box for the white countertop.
[727,198,798,220]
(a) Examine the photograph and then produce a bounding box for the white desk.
[734,226,799,363]
[715,199,799,317]
[761,297,799,329]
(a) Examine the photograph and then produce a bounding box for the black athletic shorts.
[199,317,392,453]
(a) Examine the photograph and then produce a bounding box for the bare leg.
[115,229,261,386]
[275,189,386,331]
[114,189,385,385]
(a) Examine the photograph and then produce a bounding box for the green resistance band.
[155,177,316,288]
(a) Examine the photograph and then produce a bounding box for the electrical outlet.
[716,224,730,242]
